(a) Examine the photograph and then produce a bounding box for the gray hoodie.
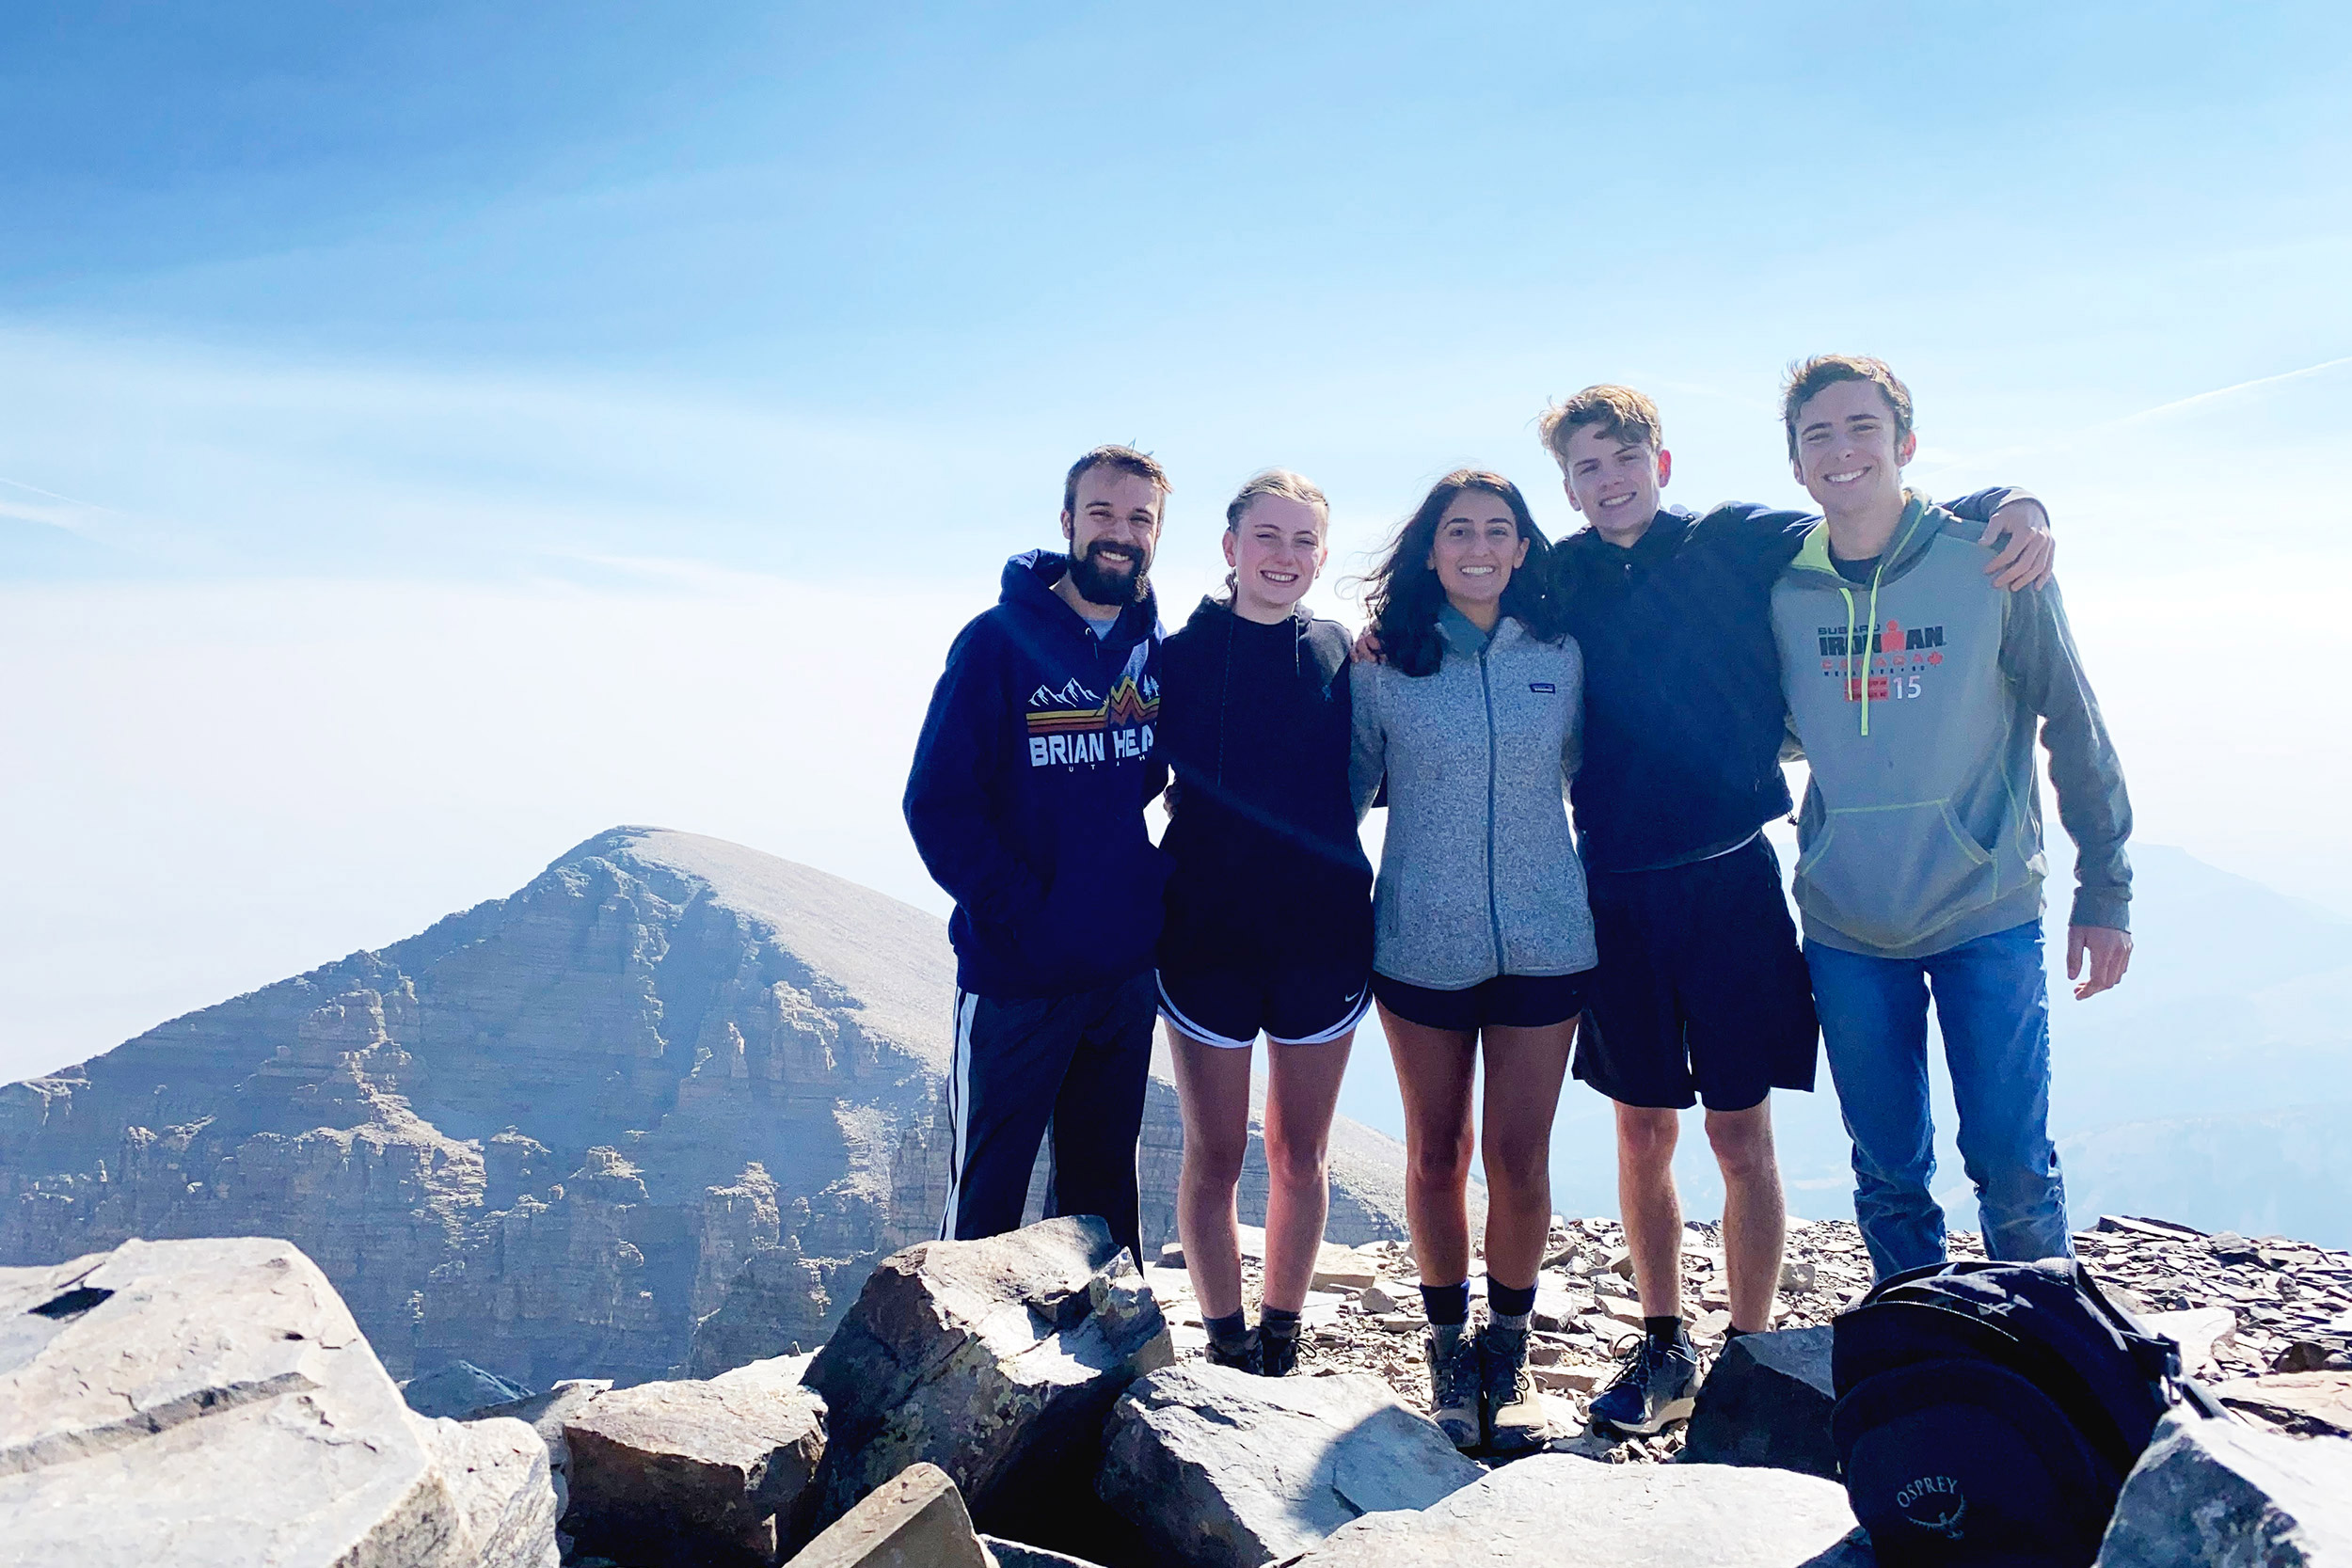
[1349,610,1597,989]
[1772,493,2132,959]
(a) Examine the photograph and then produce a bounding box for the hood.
[1783,492,1947,591]
[999,547,1162,646]
[1180,594,1313,637]
[1180,594,1314,688]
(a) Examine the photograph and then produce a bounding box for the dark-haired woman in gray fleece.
[1349,469,1597,1456]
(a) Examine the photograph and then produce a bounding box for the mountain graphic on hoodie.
[1029,677,1102,710]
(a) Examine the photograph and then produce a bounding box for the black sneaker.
[1477,1320,1548,1454]
[1587,1330,1700,1436]
[1206,1326,1261,1375]
[1259,1314,1302,1377]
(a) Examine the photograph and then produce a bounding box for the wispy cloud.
[2109,354,2352,427]
[0,475,123,534]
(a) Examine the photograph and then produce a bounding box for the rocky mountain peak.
[0,827,1410,1389]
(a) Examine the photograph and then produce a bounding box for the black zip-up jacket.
[904,551,1168,998]
[1555,490,2024,874]
[1155,598,1373,972]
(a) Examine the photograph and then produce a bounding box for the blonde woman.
[1156,470,1374,1376]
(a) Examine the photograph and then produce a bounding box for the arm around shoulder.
[1948,487,2055,591]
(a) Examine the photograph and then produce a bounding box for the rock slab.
[1100,1364,1483,1568]
[472,1377,612,1523]
[565,1354,826,1564]
[787,1462,992,1568]
[803,1216,1171,1537]
[1679,1326,1839,1480]
[0,1235,558,1568]
[2216,1372,2352,1438]
[1283,1453,1855,1567]
[2096,1409,2352,1564]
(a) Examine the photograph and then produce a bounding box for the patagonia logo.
[1528,682,1556,694]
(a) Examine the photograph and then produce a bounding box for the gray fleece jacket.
[1349,610,1598,989]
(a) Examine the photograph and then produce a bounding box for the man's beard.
[1068,540,1149,607]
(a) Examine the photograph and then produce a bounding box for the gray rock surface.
[470,1376,611,1524]
[1,828,1411,1387]
[1282,1453,1856,1567]
[787,1462,993,1568]
[416,1412,566,1568]
[805,1216,1172,1541]
[2096,1409,2352,1564]
[564,1354,827,1565]
[1100,1363,1483,1568]
[403,1357,532,1418]
[1679,1327,1838,1479]
[2217,1371,2352,1438]
[0,1235,558,1568]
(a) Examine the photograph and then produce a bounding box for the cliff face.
[0,828,1409,1387]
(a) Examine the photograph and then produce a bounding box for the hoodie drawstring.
[1832,501,1926,739]
[1861,565,1886,737]
[1836,568,1888,738]
[1837,583,1861,736]
[1214,614,1235,786]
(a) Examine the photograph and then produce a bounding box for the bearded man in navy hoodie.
[904,445,1173,1268]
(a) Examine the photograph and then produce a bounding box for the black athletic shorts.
[1572,832,1819,1113]
[1157,958,1372,1049]
[1370,970,1589,1032]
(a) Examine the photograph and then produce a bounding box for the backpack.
[1830,1258,2218,1565]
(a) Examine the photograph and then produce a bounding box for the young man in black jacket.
[903,445,1172,1268]
[1541,386,2055,1436]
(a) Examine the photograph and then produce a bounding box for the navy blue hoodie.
[905,550,1170,998]
[1155,597,1373,972]
[1554,490,2025,874]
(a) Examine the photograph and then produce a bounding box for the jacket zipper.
[1477,642,1505,974]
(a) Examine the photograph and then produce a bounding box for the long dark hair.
[1362,470,1561,676]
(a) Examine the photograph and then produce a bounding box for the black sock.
[1644,1315,1686,1345]
[1486,1277,1537,1320]
[1723,1324,1750,1342]
[1259,1306,1301,1338]
[1421,1281,1470,1327]
[1205,1310,1251,1351]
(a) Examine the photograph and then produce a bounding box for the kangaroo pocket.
[1025,841,1170,982]
[1795,800,1997,951]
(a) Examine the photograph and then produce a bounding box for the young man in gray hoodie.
[1771,356,2134,1283]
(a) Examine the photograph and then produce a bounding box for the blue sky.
[8,2,2348,578]
[3,2,2349,1078]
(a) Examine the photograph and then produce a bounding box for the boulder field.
[8,1216,2352,1567]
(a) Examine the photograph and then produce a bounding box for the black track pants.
[939,972,1155,1268]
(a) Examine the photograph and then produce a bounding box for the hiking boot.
[1259,1314,1302,1377]
[1206,1326,1261,1375]
[1478,1319,1548,1455]
[1587,1329,1701,1436]
[1423,1323,1481,1450]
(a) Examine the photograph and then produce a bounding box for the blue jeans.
[1806,921,2071,1281]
